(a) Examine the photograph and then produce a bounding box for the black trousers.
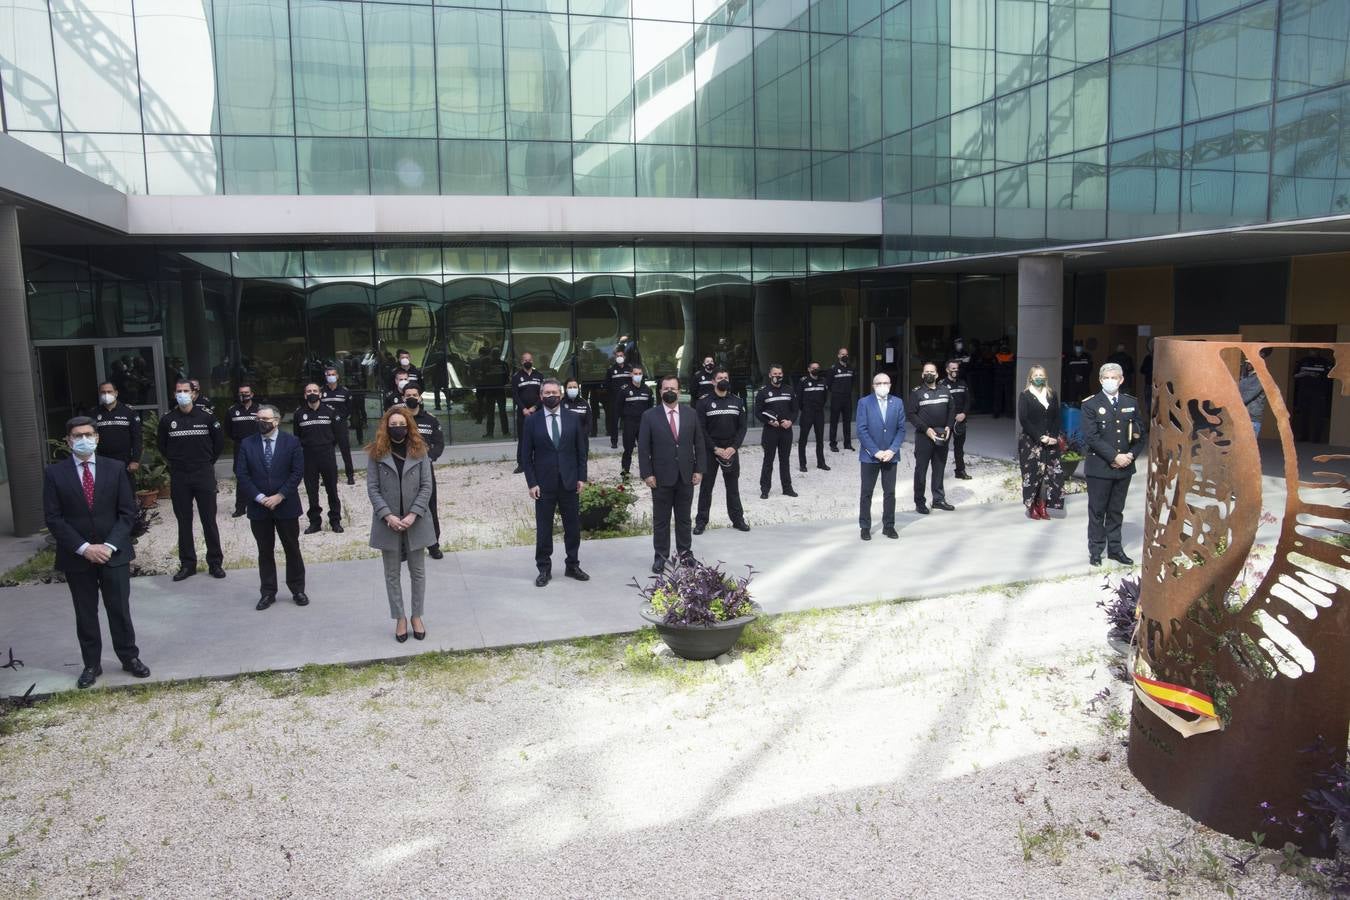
[1087,474,1132,556]
[697,447,743,527]
[233,477,248,515]
[333,421,354,480]
[829,396,853,448]
[652,478,695,561]
[620,416,642,473]
[760,427,794,492]
[66,564,136,669]
[606,395,622,444]
[170,466,222,568]
[303,447,342,526]
[250,516,305,595]
[992,379,1013,417]
[479,390,509,435]
[797,407,826,467]
[535,488,580,570]
[1294,400,1330,443]
[951,421,968,475]
[585,385,604,437]
[859,460,897,531]
[913,436,949,505]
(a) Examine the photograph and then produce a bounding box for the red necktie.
[668,408,678,440]
[81,462,95,510]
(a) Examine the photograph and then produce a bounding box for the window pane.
[366,3,437,138]
[437,8,506,139]
[755,28,810,149]
[1277,0,1350,98]
[1110,34,1183,140]
[505,12,572,140]
[849,23,882,148]
[571,0,630,15]
[996,0,1048,94]
[851,143,882,200]
[0,0,60,131]
[63,132,146,193]
[636,144,696,196]
[1271,83,1350,221]
[756,148,811,199]
[636,244,693,272]
[291,0,366,137]
[949,0,994,112]
[812,0,849,33]
[996,83,1046,167]
[1048,61,1107,156]
[698,147,755,197]
[634,0,694,21]
[813,150,852,200]
[1184,1,1276,122]
[51,0,141,132]
[213,0,294,135]
[882,2,911,135]
[950,174,994,240]
[633,19,695,144]
[912,0,951,125]
[145,135,221,195]
[994,160,1046,240]
[697,0,750,25]
[1108,129,1181,238]
[1048,0,1108,77]
[223,136,296,194]
[574,142,636,195]
[1112,0,1184,53]
[297,137,369,194]
[849,0,882,31]
[571,16,634,143]
[753,0,810,30]
[440,139,507,194]
[135,0,216,134]
[696,25,754,146]
[811,33,850,151]
[508,140,572,194]
[1181,108,1269,229]
[1047,147,1106,240]
[370,139,439,194]
[950,102,994,178]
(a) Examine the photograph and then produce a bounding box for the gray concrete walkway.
[0,471,1288,697]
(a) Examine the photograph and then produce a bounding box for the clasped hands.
[644,474,701,488]
[873,449,896,463]
[81,544,113,564]
[1111,452,1134,468]
[384,513,419,533]
[528,482,586,500]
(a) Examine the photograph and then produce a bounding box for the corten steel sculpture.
[1128,338,1348,852]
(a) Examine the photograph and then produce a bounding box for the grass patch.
[0,549,57,587]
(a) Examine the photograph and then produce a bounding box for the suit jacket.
[637,404,707,487]
[1081,390,1147,480]
[43,456,136,574]
[234,431,305,520]
[366,452,435,551]
[855,394,906,464]
[520,406,588,494]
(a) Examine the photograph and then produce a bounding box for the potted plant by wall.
[577,480,637,532]
[135,412,172,500]
[134,460,170,508]
[1061,436,1085,479]
[635,560,759,661]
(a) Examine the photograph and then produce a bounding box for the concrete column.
[0,205,44,536]
[1016,255,1065,437]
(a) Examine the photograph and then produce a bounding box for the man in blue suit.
[520,378,590,587]
[855,371,906,541]
[235,404,308,610]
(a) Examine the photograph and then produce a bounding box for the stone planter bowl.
[639,604,760,661]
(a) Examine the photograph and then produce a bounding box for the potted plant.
[635,560,759,661]
[134,460,170,508]
[135,412,172,500]
[577,480,637,532]
[1061,435,1084,479]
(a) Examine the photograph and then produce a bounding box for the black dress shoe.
[798,465,808,473]
[733,522,751,532]
[956,472,973,480]
[760,491,769,499]
[693,523,706,535]
[1108,551,1135,565]
[293,593,309,606]
[651,558,666,574]
[512,465,523,474]
[395,630,409,643]
[565,565,590,581]
[209,565,227,579]
[1090,556,1103,567]
[304,523,322,535]
[413,628,425,641]
[783,489,799,497]
[933,500,955,511]
[860,529,871,541]
[76,665,101,689]
[346,476,356,486]
[330,522,345,534]
[172,566,197,582]
[883,527,899,539]
[256,594,276,611]
[830,444,839,452]
[535,570,550,587]
[231,509,246,518]
[817,463,831,471]
[915,504,930,515]
[427,544,443,559]
[122,658,150,678]
[844,444,855,451]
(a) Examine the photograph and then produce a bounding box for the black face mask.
[258,421,276,435]
[239,394,252,404]
[305,393,320,403]
[922,374,937,385]
[770,376,782,386]
[704,363,714,371]
[404,398,419,409]
[839,355,848,364]
[388,426,408,442]
[661,390,679,405]
[522,362,533,370]
[715,379,730,392]
[542,395,561,409]
[809,369,820,377]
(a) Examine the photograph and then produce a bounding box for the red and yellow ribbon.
[1132,672,1218,720]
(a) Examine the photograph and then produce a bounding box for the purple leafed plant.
[1098,575,1140,645]
[632,559,756,627]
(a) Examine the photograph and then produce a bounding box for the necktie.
[263,438,273,470]
[668,408,678,440]
[81,461,94,510]
[550,413,560,447]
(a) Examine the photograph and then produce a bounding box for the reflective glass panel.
[851,142,883,200]
[440,140,508,194]
[636,144,697,196]
[1048,0,1108,76]
[1277,0,1350,98]
[813,150,852,200]
[365,3,438,138]
[291,0,367,137]
[1108,129,1182,238]
[51,0,141,133]
[145,135,221,195]
[633,19,695,144]
[508,140,573,194]
[1184,1,1276,122]
[63,132,146,193]
[1271,83,1350,221]
[756,149,812,199]
[912,0,952,125]
[1048,61,1107,157]
[995,83,1046,167]
[849,23,883,149]
[1110,34,1183,139]
[882,1,912,135]
[570,15,634,143]
[1046,147,1107,240]
[504,12,572,141]
[573,142,637,195]
[1181,107,1269,229]
[811,33,850,151]
[213,0,294,136]
[696,25,755,146]
[994,161,1047,240]
[223,136,297,194]
[297,137,369,194]
[949,0,995,112]
[370,139,439,194]
[995,0,1048,94]
[950,102,995,178]
[436,8,507,139]
[697,147,755,197]
[753,0,810,31]
[135,0,216,134]
[0,0,59,132]
[755,28,811,150]
[1112,0,1184,53]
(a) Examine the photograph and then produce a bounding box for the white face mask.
[176,391,193,407]
[326,375,337,384]
[631,374,643,385]
[1101,379,1121,395]
[399,357,410,367]
[565,387,579,399]
[100,392,116,406]
[874,384,890,398]
[615,355,625,366]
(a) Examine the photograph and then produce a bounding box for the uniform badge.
[1099,407,1106,414]
[923,392,929,399]
[170,420,177,429]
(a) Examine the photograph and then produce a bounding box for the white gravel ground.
[0,574,1327,898]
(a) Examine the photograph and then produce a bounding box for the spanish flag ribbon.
[1132,672,1218,720]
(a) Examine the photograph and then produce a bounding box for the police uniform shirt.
[1066,353,1093,388]
[796,374,828,410]
[412,410,444,461]
[194,394,216,414]
[320,385,352,422]
[755,383,797,426]
[227,401,261,442]
[93,403,141,463]
[1081,391,1146,476]
[562,397,591,425]
[907,382,955,433]
[158,406,223,469]
[1294,356,1333,399]
[697,393,747,447]
[389,365,421,394]
[620,382,653,419]
[292,403,339,448]
[607,363,633,397]
[828,361,855,396]
[944,377,970,416]
[693,369,718,402]
[512,369,543,411]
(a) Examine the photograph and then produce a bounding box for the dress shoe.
[883,527,899,539]
[304,523,322,535]
[830,444,839,452]
[293,593,309,606]
[209,565,227,579]
[565,565,590,582]
[231,509,246,518]
[956,472,973,480]
[1026,505,1038,519]
[122,658,150,678]
[330,522,345,534]
[1090,555,1103,567]
[395,630,409,643]
[933,501,955,511]
[346,476,356,486]
[511,465,523,474]
[679,552,696,567]
[733,521,751,532]
[915,503,930,514]
[172,566,197,582]
[1108,551,1135,565]
[256,593,276,611]
[844,444,855,451]
[817,463,831,471]
[760,491,769,499]
[860,529,871,541]
[76,666,101,689]
[535,570,551,587]
[798,465,808,473]
[783,489,799,497]
[427,544,443,560]
[411,619,425,640]
[693,523,706,535]
[610,441,618,449]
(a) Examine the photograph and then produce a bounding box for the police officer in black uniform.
[1064,342,1094,408]
[907,362,957,514]
[695,369,750,534]
[93,380,141,486]
[292,383,344,535]
[388,349,421,396]
[512,352,543,473]
[795,361,830,473]
[189,379,214,415]
[562,377,590,432]
[480,347,511,438]
[401,384,445,559]
[384,372,415,411]
[943,359,973,480]
[605,348,634,448]
[227,382,262,517]
[828,347,856,452]
[619,365,653,478]
[1292,348,1334,444]
[693,355,718,404]
[1081,363,1146,566]
[158,378,226,581]
[756,364,799,499]
[321,365,356,485]
[949,337,972,380]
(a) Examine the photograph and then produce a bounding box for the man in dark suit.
[235,405,309,610]
[855,372,906,541]
[519,379,590,587]
[638,375,707,574]
[43,417,151,689]
[1081,362,1147,567]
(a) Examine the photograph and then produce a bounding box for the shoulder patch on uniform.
[1098,407,1106,414]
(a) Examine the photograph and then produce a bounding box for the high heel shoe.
[1035,499,1049,520]
[395,619,409,643]
[412,619,426,641]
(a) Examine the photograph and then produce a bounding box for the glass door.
[34,338,166,453]
[862,318,908,395]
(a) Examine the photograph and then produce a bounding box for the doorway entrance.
[861,318,909,396]
[33,338,167,454]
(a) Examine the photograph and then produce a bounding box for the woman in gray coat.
[366,406,435,641]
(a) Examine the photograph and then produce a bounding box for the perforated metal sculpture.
[1128,338,1348,852]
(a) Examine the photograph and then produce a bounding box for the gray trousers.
[381,547,426,619]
